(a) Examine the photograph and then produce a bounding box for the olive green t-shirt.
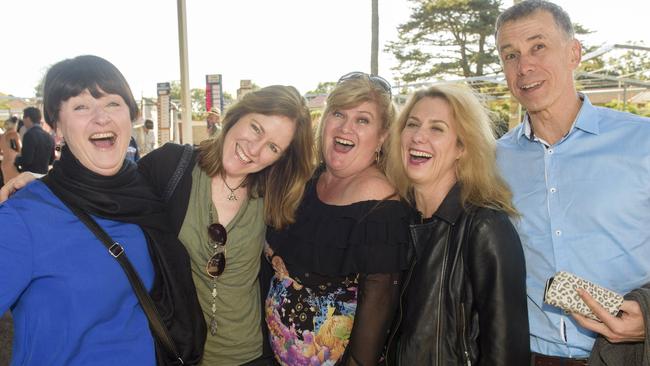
[179,165,265,365]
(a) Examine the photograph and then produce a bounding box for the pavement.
[0,312,12,366]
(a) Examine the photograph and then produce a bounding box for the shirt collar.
[430,183,464,225]
[517,93,600,143]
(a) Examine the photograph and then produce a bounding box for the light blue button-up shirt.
[496,94,650,358]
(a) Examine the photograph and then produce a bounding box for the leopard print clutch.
[543,271,624,321]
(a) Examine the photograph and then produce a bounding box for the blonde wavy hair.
[197,85,315,229]
[385,83,517,216]
[316,75,396,171]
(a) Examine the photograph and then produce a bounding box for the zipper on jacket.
[435,228,451,366]
[460,305,472,366]
[385,221,420,366]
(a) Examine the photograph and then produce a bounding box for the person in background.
[17,119,27,139]
[0,54,205,365]
[14,106,55,175]
[495,1,650,364]
[265,72,410,366]
[142,119,156,155]
[0,116,22,184]
[206,106,222,137]
[126,135,140,162]
[384,83,529,365]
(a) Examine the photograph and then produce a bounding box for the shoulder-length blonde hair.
[386,83,517,216]
[316,75,396,171]
[197,85,315,229]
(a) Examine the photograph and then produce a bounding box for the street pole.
[370,0,378,76]
[177,0,193,145]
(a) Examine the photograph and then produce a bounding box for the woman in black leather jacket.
[384,83,530,365]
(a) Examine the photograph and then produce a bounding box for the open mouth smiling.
[89,132,116,147]
[409,148,432,162]
[235,143,252,163]
[335,137,355,147]
[520,81,542,91]
[333,137,355,153]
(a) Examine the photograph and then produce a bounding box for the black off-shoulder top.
[267,173,411,279]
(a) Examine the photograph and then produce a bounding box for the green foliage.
[191,88,206,114]
[387,0,502,82]
[487,99,511,137]
[223,92,234,105]
[34,76,45,98]
[307,82,337,95]
[169,80,210,119]
[605,46,650,80]
[604,99,650,117]
[579,41,650,80]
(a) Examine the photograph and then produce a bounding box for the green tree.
[170,80,209,119]
[34,76,45,98]
[223,92,234,106]
[603,44,650,80]
[307,82,337,95]
[191,88,206,115]
[387,0,502,82]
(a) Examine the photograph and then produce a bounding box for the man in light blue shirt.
[495,0,650,363]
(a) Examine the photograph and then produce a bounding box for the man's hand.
[0,172,39,202]
[572,288,645,343]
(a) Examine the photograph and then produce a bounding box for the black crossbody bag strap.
[162,144,194,203]
[43,179,184,365]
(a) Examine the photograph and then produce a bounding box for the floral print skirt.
[265,275,358,366]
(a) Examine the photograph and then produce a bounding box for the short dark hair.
[42,55,138,130]
[144,119,154,129]
[495,0,574,39]
[23,107,42,124]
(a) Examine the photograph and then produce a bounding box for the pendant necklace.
[223,175,245,201]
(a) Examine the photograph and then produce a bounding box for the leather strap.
[45,180,184,365]
[162,144,194,203]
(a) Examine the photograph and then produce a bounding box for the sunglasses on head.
[337,71,393,98]
[206,223,227,277]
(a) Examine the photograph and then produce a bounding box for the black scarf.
[44,146,206,365]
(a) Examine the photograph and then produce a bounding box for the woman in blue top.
[0,55,204,365]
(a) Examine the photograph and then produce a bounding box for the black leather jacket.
[386,185,530,366]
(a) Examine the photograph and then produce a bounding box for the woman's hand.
[572,288,645,343]
[264,241,302,290]
[271,255,303,290]
[0,172,39,202]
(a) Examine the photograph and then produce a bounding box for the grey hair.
[495,0,574,39]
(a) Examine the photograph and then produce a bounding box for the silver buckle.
[108,243,124,258]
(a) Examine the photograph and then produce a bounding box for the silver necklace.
[223,176,245,201]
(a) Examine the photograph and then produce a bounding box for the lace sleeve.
[340,272,401,366]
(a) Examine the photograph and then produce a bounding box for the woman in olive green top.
[139,85,314,365]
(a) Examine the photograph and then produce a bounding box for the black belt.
[532,352,588,366]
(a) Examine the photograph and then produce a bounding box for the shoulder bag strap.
[43,179,184,365]
[162,144,194,203]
